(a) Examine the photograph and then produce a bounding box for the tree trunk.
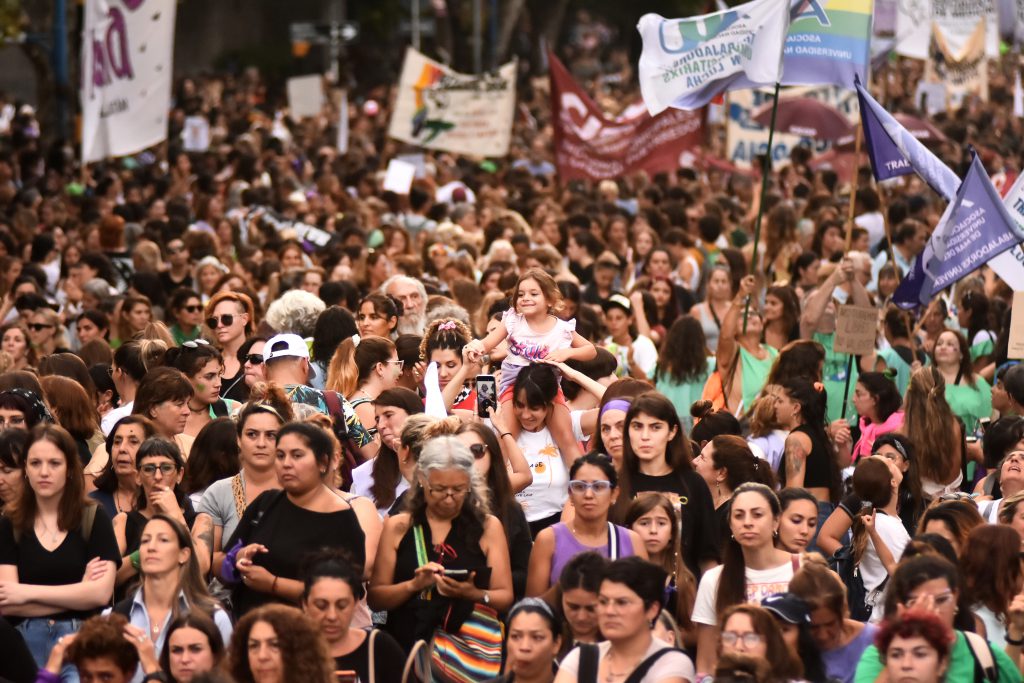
[495,0,526,64]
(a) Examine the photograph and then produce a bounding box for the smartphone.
[966,435,979,444]
[980,418,992,434]
[443,569,470,580]
[476,374,497,418]
[334,671,358,683]
[861,502,874,516]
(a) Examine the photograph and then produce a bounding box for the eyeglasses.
[27,323,54,332]
[244,354,264,365]
[182,305,202,313]
[721,631,765,648]
[427,485,469,498]
[568,480,613,495]
[0,415,26,428]
[139,463,177,476]
[905,590,955,609]
[167,245,185,255]
[206,314,235,329]
[468,443,488,460]
[183,339,211,349]
[386,359,405,371]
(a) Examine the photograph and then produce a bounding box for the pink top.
[500,309,575,393]
[852,410,905,462]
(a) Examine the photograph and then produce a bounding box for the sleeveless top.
[695,304,721,354]
[548,522,635,587]
[738,344,777,412]
[781,424,834,495]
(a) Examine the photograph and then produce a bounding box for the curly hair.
[875,610,953,665]
[66,614,138,675]
[264,289,326,338]
[419,317,472,362]
[229,604,334,683]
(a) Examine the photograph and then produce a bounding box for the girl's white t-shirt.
[692,560,798,626]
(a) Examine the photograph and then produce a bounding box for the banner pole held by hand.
[744,81,781,334]
[844,121,863,252]
[840,354,855,420]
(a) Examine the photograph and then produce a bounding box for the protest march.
[2,0,1024,682]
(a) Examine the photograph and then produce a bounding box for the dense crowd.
[2,13,1024,683]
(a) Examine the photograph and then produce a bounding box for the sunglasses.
[182,305,202,313]
[207,314,236,329]
[27,323,54,332]
[183,339,211,349]
[469,443,488,460]
[244,353,264,365]
[167,245,185,254]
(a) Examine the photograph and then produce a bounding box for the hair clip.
[813,381,825,393]
[882,368,897,382]
[438,320,457,331]
[352,334,361,348]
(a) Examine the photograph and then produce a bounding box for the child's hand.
[542,348,573,363]
[465,339,485,362]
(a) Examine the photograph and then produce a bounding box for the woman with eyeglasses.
[556,557,694,683]
[203,291,255,403]
[527,453,645,597]
[854,555,1021,683]
[1,321,37,371]
[457,421,532,599]
[0,424,121,678]
[327,336,401,436]
[0,387,51,432]
[113,437,196,587]
[369,435,513,655]
[224,422,366,620]
[88,416,156,519]
[356,293,401,340]
[715,604,802,682]
[164,342,239,438]
[191,394,292,578]
[106,514,232,681]
[849,372,904,463]
[167,288,203,346]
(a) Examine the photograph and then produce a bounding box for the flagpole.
[743,81,781,333]
[844,122,863,252]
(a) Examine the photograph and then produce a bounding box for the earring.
[649,619,655,629]
[716,483,721,498]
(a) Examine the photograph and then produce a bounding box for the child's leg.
[548,402,582,464]
[499,394,522,439]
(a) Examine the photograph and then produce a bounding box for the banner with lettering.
[896,0,999,59]
[388,47,516,157]
[81,0,177,163]
[549,54,703,181]
[925,19,989,108]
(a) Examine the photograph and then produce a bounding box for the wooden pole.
[844,121,863,252]
[743,82,781,333]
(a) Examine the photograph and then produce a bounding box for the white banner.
[388,48,516,157]
[896,0,999,59]
[991,174,1024,291]
[925,19,989,108]
[81,0,176,163]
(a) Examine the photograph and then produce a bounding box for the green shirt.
[815,331,857,424]
[170,324,200,346]
[855,631,1022,683]
[651,357,715,434]
[945,376,993,436]
[739,344,777,413]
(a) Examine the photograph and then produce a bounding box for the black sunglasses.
[244,353,264,365]
[469,443,488,460]
[207,314,235,329]
[28,323,54,332]
[182,305,202,313]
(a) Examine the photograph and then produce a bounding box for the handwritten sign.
[834,305,878,356]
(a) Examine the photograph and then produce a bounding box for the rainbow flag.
[780,0,873,88]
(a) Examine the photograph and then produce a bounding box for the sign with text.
[834,305,879,356]
[1008,291,1024,359]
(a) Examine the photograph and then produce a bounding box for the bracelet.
[500,432,512,439]
[1007,633,1024,646]
[142,674,168,683]
[271,576,279,596]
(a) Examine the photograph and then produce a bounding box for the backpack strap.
[623,647,681,683]
[82,504,98,542]
[963,630,997,682]
[578,642,600,683]
[607,522,619,561]
[368,629,378,683]
[211,399,230,418]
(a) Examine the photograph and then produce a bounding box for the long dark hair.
[457,421,519,529]
[716,483,780,618]
[370,387,424,509]
[655,316,710,384]
[181,418,240,495]
[882,555,975,631]
[8,424,93,534]
[779,377,840,503]
[764,285,800,344]
[857,372,902,424]
[159,611,226,683]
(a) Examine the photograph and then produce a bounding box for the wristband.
[142,673,169,683]
[500,432,512,439]
[130,550,141,571]
[1007,633,1024,646]
[271,576,279,596]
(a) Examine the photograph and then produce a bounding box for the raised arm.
[800,258,851,339]
[718,275,757,374]
[488,407,533,493]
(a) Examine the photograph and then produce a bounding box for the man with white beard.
[381,274,428,335]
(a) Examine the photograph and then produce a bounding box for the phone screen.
[476,375,497,418]
[334,671,358,683]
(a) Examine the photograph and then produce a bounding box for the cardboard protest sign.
[834,305,878,356]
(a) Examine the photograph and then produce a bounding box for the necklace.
[114,489,134,514]
[36,519,62,544]
[603,652,629,683]
[188,402,205,413]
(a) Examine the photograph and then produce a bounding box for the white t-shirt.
[692,558,798,626]
[101,402,134,436]
[559,639,694,683]
[747,430,787,472]
[861,512,909,623]
[514,426,569,522]
[603,334,658,378]
[350,459,410,518]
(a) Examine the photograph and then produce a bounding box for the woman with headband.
[487,598,562,683]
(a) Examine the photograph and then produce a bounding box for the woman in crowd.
[116,296,154,346]
[873,611,953,683]
[0,424,121,674]
[457,420,532,598]
[916,500,985,557]
[98,340,150,437]
[327,335,400,434]
[164,342,236,437]
[875,307,925,397]
[204,291,255,402]
[221,335,267,403]
[872,432,925,536]
[77,310,110,348]
[356,292,401,340]
[692,482,803,674]
[762,285,800,352]
[1,321,36,370]
[789,558,878,683]
[167,289,204,346]
[775,488,821,554]
[998,492,1024,550]
[193,395,292,577]
[0,428,26,514]
[693,434,776,544]
[689,263,732,354]
[88,416,155,518]
[41,375,103,465]
[300,549,405,681]
[633,275,682,345]
[159,612,227,683]
[716,275,777,414]
[959,524,1024,648]
[29,307,71,356]
[131,367,196,458]
[368,435,513,654]
[527,453,644,595]
[600,294,659,379]
[958,289,997,365]
[650,316,713,433]
[624,494,696,643]
[616,392,719,575]
[933,329,992,443]
[850,371,904,462]
[716,604,803,682]
[228,604,335,683]
[421,317,479,412]
[113,437,195,586]
[225,422,366,619]
[854,555,1021,682]
[587,378,649,469]
[555,557,694,683]
[556,552,607,659]
[181,417,240,506]
[110,514,232,667]
[490,598,562,683]
[350,387,423,516]
[747,390,787,472]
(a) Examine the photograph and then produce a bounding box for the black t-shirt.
[333,629,407,681]
[158,271,194,294]
[0,506,121,620]
[629,469,719,576]
[226,491,366,619]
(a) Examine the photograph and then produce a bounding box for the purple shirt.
[549,522,636,586]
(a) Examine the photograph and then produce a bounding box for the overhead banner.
[726,85,857,167]
[896,0,999,59]
[925,19,989,108]
[81,0,177,163]
[774,0,874,89]
[388,47,516,157]
[549,54,703,181]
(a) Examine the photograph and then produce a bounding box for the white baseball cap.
[264,334,310,361]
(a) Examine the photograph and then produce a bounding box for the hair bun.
[690,400,713,419]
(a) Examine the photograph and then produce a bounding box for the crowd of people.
[1,11,1024,683]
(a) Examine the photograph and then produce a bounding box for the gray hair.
[381,275,427,306]
[424,302,471,330]
[83,277,116,300]
[415,435,490,513]
[264,289,325,337]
